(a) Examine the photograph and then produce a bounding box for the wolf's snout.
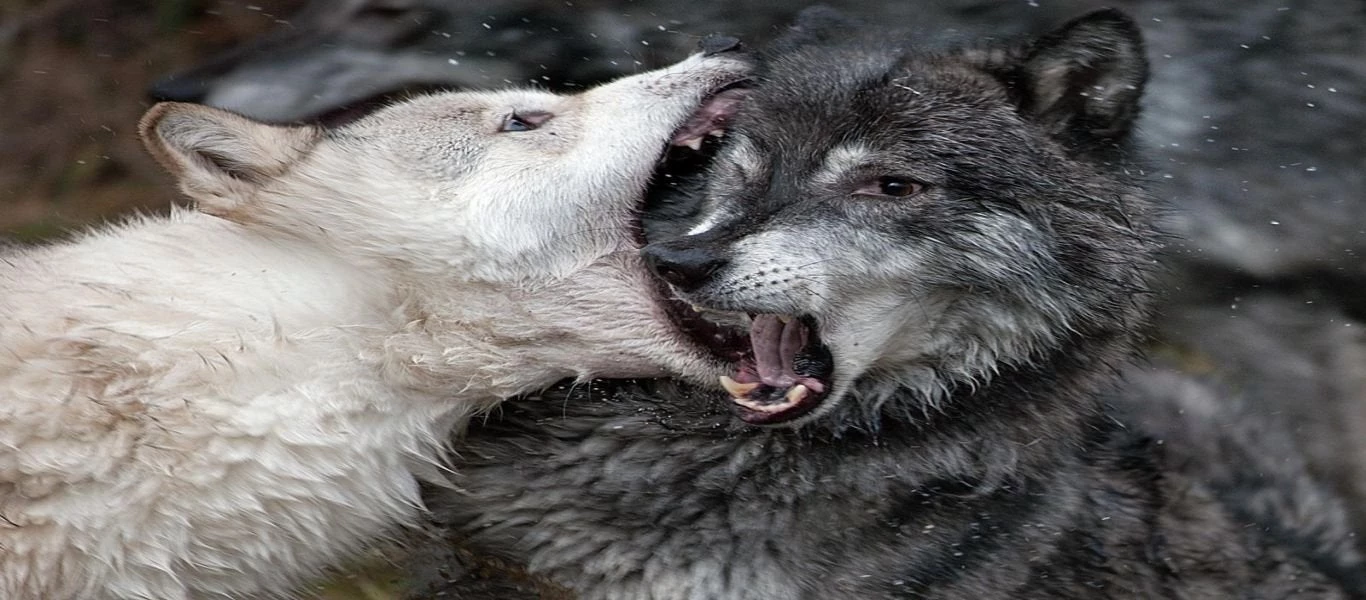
[642,241,728,292]
[699,35,744,56]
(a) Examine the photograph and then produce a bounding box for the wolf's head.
[138,44,751,394]
[643,10,1159,430]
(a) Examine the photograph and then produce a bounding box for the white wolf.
[0,45,747,599]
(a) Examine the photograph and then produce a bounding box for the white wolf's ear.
[1017,9,1148,148]
[139,102,320,217]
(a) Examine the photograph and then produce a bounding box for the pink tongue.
[749,315,810,389]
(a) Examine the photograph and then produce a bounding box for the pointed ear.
[139,102,320,216]
[1016,9,1148,148]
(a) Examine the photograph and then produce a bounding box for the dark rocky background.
[0,0,303,240]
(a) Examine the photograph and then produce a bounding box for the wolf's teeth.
[689,303,705,313]
[735,396,785,413]
[682,137,703,151]
[785,384,810,404]
[777,315,793,324]
[720,375,759,398]
[707,129,726,137]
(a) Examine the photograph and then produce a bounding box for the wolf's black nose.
[642,241,729,292]
[699,35,743,56]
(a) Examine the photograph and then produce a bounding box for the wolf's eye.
[500,111,553,132]
[853,176,926,198]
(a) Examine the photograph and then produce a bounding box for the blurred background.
[0,0,311,240]
[2,1,1363,598]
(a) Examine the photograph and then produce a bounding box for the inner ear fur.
[139,102,321,214]
[1015,9,1149,149]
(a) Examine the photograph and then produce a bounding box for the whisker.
[788,279,834,305]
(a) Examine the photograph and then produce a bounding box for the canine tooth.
[777,315,793,324]
[682,137,703,151]
[720,375,759,398]
[689,303,705,313]
[707,129,726,137]
[785,384,810,404]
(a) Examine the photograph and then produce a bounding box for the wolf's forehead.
[758,45,1002,112]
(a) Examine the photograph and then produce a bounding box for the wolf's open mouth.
[632,82,749,248]
[720,314,835,425]
[635,81,749,360]
[636,80,752,363]
[657,306,835,425]
[669,84,749,150]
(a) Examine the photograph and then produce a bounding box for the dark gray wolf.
[158,3,1366,534]
[405,9,1362,599]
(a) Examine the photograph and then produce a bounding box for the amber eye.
[853,176,927,198]
[499,111,553,132]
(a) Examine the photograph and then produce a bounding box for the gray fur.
[1128,288,1366,565]
[408,10,1362,599]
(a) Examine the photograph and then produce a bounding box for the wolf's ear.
[1016,9,1147,148]
[767,6,862,54]
[139,102,320,217]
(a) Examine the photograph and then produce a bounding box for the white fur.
[0,52,745,599]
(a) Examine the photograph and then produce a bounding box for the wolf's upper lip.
[669,83,750,150]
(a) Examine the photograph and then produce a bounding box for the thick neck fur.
[432,329,1152,600]
[425,235,1348,597]
[830,325,1137,440]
